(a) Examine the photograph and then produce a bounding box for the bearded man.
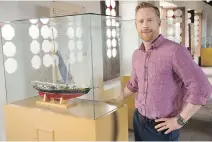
[114,2,212,141]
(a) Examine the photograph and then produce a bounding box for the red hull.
[38,91,83,100]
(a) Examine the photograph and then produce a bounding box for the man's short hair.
[135,2,160,19]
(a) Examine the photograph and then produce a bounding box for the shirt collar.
[139,34,165,51]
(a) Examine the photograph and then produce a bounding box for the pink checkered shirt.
[127,34,212,119]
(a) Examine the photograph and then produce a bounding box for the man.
[114,2,212,141]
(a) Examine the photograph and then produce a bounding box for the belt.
[137,110,160,126]
[136,109,169,133]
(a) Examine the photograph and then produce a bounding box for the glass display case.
[0,13,123,120]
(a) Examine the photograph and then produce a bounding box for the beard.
[139,29,156,42]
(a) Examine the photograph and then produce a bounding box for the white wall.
[119,1,140,75]
[0,1,101,21]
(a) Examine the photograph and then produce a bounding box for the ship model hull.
[32,81,90,100]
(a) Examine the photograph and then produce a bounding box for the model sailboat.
[32,80,90,100]
[31,30,91,101]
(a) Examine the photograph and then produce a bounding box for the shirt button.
[147,52,151,56]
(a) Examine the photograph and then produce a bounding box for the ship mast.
[51,27,58,84]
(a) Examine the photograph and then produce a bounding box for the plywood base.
[201,48,212,67]
[121,76,135,130]
[36,94,78,109]
[4,96,128,141]
[36,100,77,109]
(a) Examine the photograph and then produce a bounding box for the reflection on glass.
[106,29,111,38]
[76,40,83,50]
[112,19,116,26]
[3,42,16,57]
[41,25,50,39]
[29,19,38,24]
[4,58,18,74]
[106,19,111,26]
[40,18,49,24]
[112,29,116,38]
[52,55,59,67]
[67,27,75,39]
[112,48,117,57]
[69,52,76,64]
[107,48,112,58]
[107,39,111,48]
[42,40,51,53]
[51,41,58,52]
[30,40,40,54]
[2,24,15,40]
[29,25,39,39]
[43,54,52,67]
[76,27,82,38]
[68,40,75,51]
[112,38,117,47]
[50,27,57,39]
[77,52,83,62]
[116,22,120,27]
[31,55,41,69]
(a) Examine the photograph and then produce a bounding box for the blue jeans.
[133,109,180,141]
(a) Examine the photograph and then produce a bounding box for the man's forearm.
[117,87,134,102]
[179,103,201,121]
[123,86,134,98]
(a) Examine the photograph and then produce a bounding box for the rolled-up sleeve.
[126,53,138,93]
[172,47,212,105]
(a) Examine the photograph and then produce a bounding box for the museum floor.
[129,67,212,141]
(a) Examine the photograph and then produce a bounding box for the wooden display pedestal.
[121,75,135,130]
[4,96,128,141]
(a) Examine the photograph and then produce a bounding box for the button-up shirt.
[127,34,212,119]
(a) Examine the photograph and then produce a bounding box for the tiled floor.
[128,99,212,141]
